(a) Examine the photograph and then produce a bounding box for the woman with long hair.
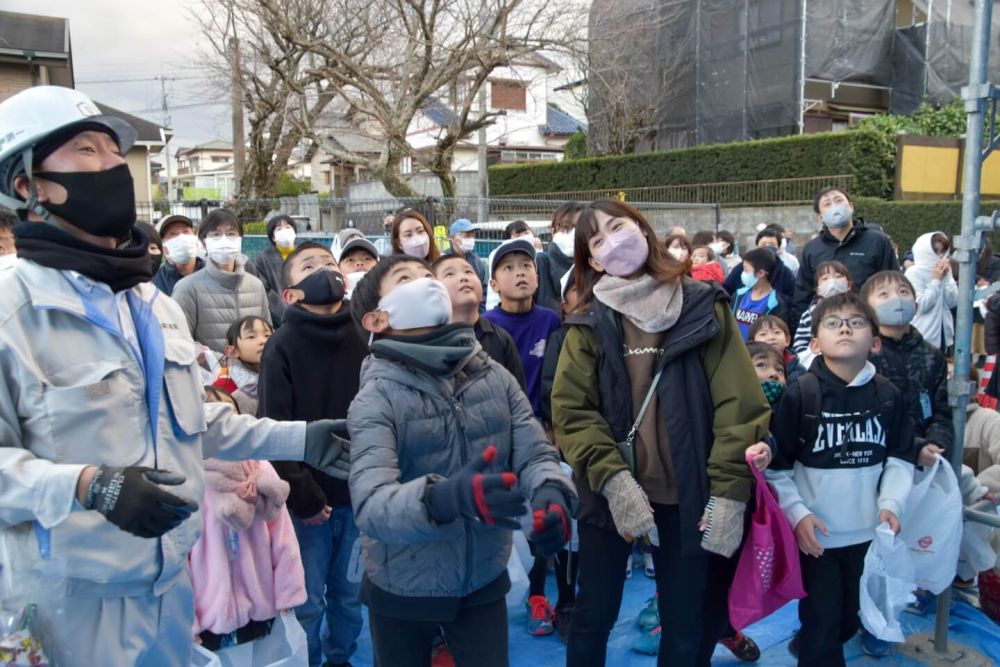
[390,209,441,262]
[552,199,771,666]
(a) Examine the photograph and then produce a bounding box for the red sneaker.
[526,595,555,636]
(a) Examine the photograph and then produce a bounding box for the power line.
[126,101,229,114]
[78,75,203,84]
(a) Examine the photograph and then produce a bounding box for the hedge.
[489,130,887,199]
[854,197,1000,254]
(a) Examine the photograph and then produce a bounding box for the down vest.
[347,348,576,599]
[172,259,271,353]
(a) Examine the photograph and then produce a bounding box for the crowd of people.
[2,85,1000,667]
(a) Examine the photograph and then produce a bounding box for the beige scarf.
[593,273,684,333]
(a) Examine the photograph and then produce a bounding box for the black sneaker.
[719,631,761,662]
[788,630,800,658]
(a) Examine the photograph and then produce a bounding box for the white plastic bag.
[898,456,963,594]
[210,613,308,667]
[957,517,997,581]
[860,523,917,642]
[507,531,531,607]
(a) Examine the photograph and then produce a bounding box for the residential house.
[94,103,171,208]
[175,140,235,200]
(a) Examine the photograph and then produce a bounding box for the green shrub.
[276,173,311,197]
[243,220,267,235]
[490,131,888,199]
[854,197,1000,254]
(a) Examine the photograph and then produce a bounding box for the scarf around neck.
[372,323,480,378]
[14,221,153,292]
[593,272,684,333]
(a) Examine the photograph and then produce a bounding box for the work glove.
[425,445,527,529]
[601,471,655,542]
[303,419,352,480]
[84,466,199,539]
[529,483,572,557]
[699,496,746,558]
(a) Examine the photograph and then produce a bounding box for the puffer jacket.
[347,348,576,599]
[172,258,271,353]
[906,232,958,349]
[253,244,289,328]
[0,259,306,602]
[871,327,954,454]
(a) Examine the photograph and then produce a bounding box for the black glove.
[425,445,527,529]
[303,419,352,480]
[84,466,199,539]
[529,484,572,557]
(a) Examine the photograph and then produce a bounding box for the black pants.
[566,504,734,667]
[368,597,509,667]
[797,541,870,667]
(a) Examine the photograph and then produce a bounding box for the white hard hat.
[0,86,137,200]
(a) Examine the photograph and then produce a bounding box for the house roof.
[178,140,234,156]
[0,11,70,56]
[540,104,586,136]
[324,130,383,156]
[94,102,169,145]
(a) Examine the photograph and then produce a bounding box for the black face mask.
[33,164,137,239]
[150,251,163,274]
[293,268,345,305]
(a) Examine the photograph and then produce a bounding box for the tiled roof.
[540,104,586,136]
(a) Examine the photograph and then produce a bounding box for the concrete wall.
[656,204,821,255]
[0,63,31,102]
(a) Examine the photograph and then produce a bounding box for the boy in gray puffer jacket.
[347,255,577,667]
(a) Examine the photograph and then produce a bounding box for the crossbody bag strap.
[625,366,665,446]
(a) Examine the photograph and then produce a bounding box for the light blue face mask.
[741,271,759,289]
[821,204,853,229]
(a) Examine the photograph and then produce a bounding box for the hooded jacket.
[905,232,958,349]
[152,257,204,296]
[691,261,725,284]
[536,243,574,311]
[347,341,575,600]
[791,220,898,326]
[723,256,795,301]
[871,327,953,454]
[172,258,272,354]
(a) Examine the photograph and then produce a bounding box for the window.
[491,80,527,112]
[323,171,331,185]
[500,150,559,164]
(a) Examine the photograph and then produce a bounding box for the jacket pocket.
[163,337,207,436]
[41,359,143,466]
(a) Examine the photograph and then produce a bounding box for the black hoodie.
[258,302,368,515]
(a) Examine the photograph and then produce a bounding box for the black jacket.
[987,293,1000,355]
[253,245,289,328]
[871,328,953,455]
[258,303,368,516]
[540,325,566,425]
[536,244,574,311]
[475,316,527,391]
[791,220,898,326]
[723,257,795,302]
[152,258,204,296]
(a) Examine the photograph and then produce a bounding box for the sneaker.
[904,589,934,616]
[719,631,761,662]
[643,552,655,578]
[859,627,892,658]
[526,595,555,636]
[637,595,659,631]
[632,625,661,655]
[625,555,633,579]
[787,630,800,658]
[554,602,574,643]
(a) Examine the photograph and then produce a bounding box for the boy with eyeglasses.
[766,292,916,667]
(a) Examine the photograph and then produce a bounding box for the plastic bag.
[210,613,308,667]
[728,459,806,630]
[860,523,917,642]
[0,604,49,667]
[898,456,963,594]
[507,531,531,607]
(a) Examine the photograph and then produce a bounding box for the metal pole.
[940,0,994,654]
[477,87,489,225]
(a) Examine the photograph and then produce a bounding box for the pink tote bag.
[728,456,806,630]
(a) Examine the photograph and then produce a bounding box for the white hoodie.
[905,231,958,350]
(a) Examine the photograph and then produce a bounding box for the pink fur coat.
[190,459,307,635]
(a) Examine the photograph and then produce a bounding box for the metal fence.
[491,174,856,207]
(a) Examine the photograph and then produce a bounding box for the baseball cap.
[156,214,195,236]
[449,219,479,236]
[491,237,537,276]
[339,237,379,262]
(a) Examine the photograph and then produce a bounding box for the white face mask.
[377,277,452,330]
[816,277,849,298]
[205,236,242,265]
[459,237,476,253]
[274,227,296,249]
[0,253,17,270]
[344,270,367,299]
[552,230,575,257]
[401,233,430,258]
[163,234,198,264]
[667,246,688,261]
[708,241,727,255]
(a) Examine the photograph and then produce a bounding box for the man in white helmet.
[0,86,351,665]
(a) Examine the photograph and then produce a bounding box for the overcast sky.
[6,0,230,153]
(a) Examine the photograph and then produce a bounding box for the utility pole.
[477,85,489,224]
[230,36,245,198]
[160,73,173,203]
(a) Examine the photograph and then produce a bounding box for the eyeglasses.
[819,316,870,331]
[205,230,240,239]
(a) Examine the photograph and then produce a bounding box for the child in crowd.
[257,241,368,667]
[346,255,576,667]
[767,292,915,667]
[212,315,272,417]
[861,271,952,468]
[254,214,299,327]
[433,253,526,390]
[173,209,271,355]
[791,260,853,369]
[487,220,538,310]
[906,232,959,352]
[339,236,380,299]
[750,315,805,382]
[733,247,789,341]
[690,245,725,284]
[153,214,203,296]
[190,386,307,654]
[484,238,562,421]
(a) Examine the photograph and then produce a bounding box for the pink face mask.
[594,226,649,277]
